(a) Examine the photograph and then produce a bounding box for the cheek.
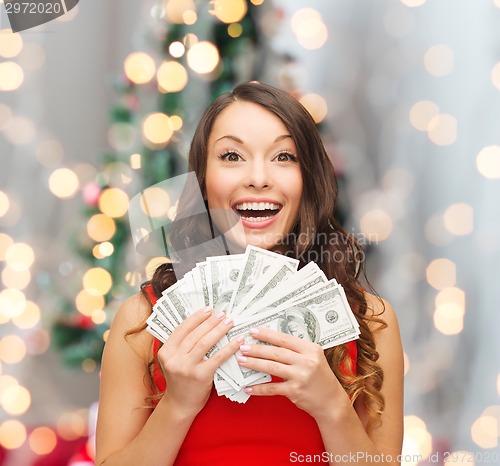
[205,165,234,206]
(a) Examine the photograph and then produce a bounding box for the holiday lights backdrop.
[0,0,500,464]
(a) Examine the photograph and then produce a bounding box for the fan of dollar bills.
[147,245,360,403]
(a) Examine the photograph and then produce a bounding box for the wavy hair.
[138,82,386,431]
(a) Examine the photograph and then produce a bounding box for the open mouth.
[233,202,282,223]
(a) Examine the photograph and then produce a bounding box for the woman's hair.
[138,81,386,431]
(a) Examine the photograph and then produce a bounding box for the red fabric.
[145,284,358,466]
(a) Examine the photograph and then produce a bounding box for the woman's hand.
[157,307,242,418]
[237,327,346,420]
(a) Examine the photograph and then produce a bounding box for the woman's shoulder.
[107,291,154,360]
[362,291,400,336]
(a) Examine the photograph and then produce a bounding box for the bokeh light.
[359,209,393,242]
[57,411,88,441]
[187,41,220,74]
[0,62,24,91]
[12,301,40,329]
[124,52,156,84]
[426,258,456,290]
[0,103,13,130]
[1,384,31,415]
[87,214,116,242]
[0,288,26,318]
[130,153,142,169]
[98,188,129,218]
[228,23,243,38]
[5,242,34,271]
[0,233,14,261]
[83,267,113,296]
[427,113,457,145]
[3,116,36,145]
[409,100,439,131]
[433,302,464,335]
[169,115,183,131]
[0,190,9,217]
[76,290,105,317]
[424,44,454,76]
[29,427,57,455]
[402,415,432,464]
[2,266,31,290]
[0,335,27,364]
[291,8,328,50]
[492,62,500,91]
[169,41,185,58]
[210,0,247,23]
[140,186,170,218]
[476,145,500,179]
[0,30,23,57]
[0,419,26,449]
[471,415,498,448]
[48,168,79,199]
[157,61,188,93]
[82,358,97,373]
[142,112,173,147]
[165,0,196,24]
[299,93,328,123]
[400,0,426,6]
[107,122,135,152]
[443,203,473,236]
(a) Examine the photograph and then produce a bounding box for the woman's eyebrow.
[215,134,292,144]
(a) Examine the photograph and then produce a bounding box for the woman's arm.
[314,296,404,465]
[95,292,242,466]
[237,293,404,465]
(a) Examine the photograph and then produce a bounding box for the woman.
[95,82,404,465]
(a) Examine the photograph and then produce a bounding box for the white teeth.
[244,216,275,222]
[234,202,281,211]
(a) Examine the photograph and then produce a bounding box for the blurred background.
[1,0,500,464]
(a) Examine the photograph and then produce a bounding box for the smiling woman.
[95,82,404,466]
[205,99,303,251]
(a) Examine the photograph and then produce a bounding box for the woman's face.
[205,101,303,251]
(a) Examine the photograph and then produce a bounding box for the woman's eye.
[275,152,297,162]
[219,151,243,162]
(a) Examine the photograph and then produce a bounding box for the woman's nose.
[245,159,271,189]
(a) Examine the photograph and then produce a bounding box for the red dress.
[144,285,358,466]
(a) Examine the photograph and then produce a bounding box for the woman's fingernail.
[215,311,225,319]
[244,387,253,394]
[224,317,233,326]
[249,327,260,335]
[240,344,251,353]
[236,335,245,344]
[237,355,247,363]
[202,307,212,313]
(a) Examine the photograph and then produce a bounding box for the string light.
[1,384,31,415]
[130,153,142,169]
[427,113,457,145]
[3,116,36,145]
[140,186,170,218]
[165,0,197,24]
[169,41,185,58]
[291,8,328,50]
[0,190,9,217]
[0,335,27,364]
[12,301,40,329]
[400,0,426,6]
[5,242,34,271]
[228,23,243,38]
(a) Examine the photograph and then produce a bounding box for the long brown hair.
[140,82,386,430]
